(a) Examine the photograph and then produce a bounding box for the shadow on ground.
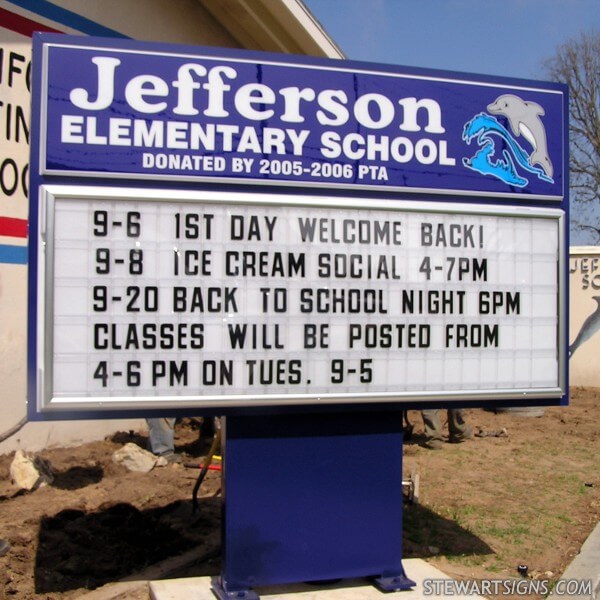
[52,465,104,490]
[34,495,491,594]
[34,498,221,594]
[403,501,493,559]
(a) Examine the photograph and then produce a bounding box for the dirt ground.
[0,388,598,600]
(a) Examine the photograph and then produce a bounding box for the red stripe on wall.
[0,6,60,36]
[0,217,28,238]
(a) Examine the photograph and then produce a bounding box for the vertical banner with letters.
[28,33,569,417]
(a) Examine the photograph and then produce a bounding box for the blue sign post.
[219,412,411,597]
[29,33,568,597]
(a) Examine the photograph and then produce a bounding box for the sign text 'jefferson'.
[40,36,565,199]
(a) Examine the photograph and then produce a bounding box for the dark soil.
[0,389,598,599]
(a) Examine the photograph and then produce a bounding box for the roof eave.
[197,0,345,58]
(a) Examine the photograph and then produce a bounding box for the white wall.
[1,24,38,454]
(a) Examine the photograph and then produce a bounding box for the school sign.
[29,34,569,417]
[38,36,566,198]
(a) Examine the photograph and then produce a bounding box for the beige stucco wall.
[50,0,240,46]
[0,0,324,454]
[569,246,600,387]
[1,4,230,454]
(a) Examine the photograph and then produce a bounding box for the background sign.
[35,186,565,413]
[38,35,566,200]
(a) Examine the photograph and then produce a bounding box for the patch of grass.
[403,399,600,583]
[448,553,490,568]
[486,561,503,573]
[449,503,477,523]
[471,522,530,545]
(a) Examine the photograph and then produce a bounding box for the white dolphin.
[487,94,553,178]
[569,296,600,358]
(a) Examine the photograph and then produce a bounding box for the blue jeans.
[146,418,176,455]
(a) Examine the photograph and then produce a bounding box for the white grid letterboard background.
[43,189,561,407]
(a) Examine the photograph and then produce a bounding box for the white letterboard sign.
[34,186,566,412]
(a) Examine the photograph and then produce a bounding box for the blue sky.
[304,0,599,82]
[304,0,600,245]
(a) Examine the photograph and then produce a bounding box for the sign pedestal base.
[214,411,414,598]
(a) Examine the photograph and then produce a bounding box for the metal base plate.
[211,577,260,600]
[374,573,417,592]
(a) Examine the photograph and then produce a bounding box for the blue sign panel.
[36,34,567,200]
[28,33,569,420]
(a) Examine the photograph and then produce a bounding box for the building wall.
[0,13,31,453]
[569,247,600,387]
[49,0,239,45]
[0,0,340,454]
[0,1,237,454]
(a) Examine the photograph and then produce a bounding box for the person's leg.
[146,418,176,456]
[448,409,473,443]
[421,409,444,449]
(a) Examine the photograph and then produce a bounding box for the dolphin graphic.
[569,296,600,358]
[487,94,553,179]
